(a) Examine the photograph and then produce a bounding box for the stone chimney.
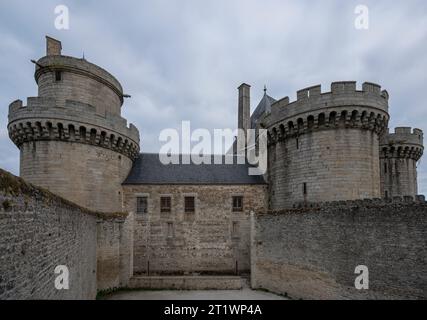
[238,83,251,132]
[46,36,62,56]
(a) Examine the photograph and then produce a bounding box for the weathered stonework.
[261,82,390,209]
[2,36,426,299]
[251,198,427,300]
[380,127,424,198]
[0,169,133,299]
[7,36,139,212]
[122,184,267,275]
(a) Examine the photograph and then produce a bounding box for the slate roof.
[123,153,267,185]
[251,92,277,129]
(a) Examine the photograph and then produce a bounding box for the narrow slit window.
[303,183,307,195]
[55,70,62,82]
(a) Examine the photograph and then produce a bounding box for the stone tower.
[380,127,424,198]
[259,81,389,209]
[8,36,140,212]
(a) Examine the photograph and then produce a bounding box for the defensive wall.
[0,169,132,299]
[251,197,427,300]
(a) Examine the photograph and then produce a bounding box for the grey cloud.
[0,0,426,193]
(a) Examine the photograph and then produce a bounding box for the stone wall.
[0,169,131,299]
[263,81,389,209]
[123,184,267,276]
[0,169,98,299]
[36,54,124,116]
[7,37,139,214]
[18,141,132,213]
[96,211,134,291]
[268,128,380,208]
[251,198,427,300]
[380,127,424,198]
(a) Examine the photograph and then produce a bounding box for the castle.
[1,37,426,300]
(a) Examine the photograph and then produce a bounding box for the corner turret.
[7,36,140,212]
[380,127,424,198]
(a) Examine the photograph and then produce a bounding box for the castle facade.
[2,37,426,299]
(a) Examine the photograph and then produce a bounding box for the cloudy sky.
[0,0,426,193]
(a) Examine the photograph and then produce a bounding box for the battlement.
[8,97,139,141]
[380,127,423,161]
[259,195,426,214]
[263,81,389,142]
[383,127,424,143]
[273,81,388,108]
[264,81,390,144]
[8,97,140,160]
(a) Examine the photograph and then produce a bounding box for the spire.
[264,85,267,94]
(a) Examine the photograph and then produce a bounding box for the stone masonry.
[8,36,139,212]
[0,169,131,299]
[380,127,424,198]
[1,36,426,299]
[259,82,390,208]
[251,198,427,300]
[123,184,267,275]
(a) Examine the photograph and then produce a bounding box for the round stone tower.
[260,81,389,209]
[379,127,423,198]
[8,36,140,212]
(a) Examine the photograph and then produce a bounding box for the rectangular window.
[136,196,148,214]
[160,196,171,213]
[303,183,307,195]
[185,196,195,213]
[384,163,387,173]
[55,70,62,81]
[232,196,243,212]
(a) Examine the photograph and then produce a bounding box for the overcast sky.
[0,0,426,193]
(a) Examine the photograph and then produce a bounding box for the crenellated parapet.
[8,98,140,160]
[380,127,424,161]
[259,195,427,214]
[260,81,389,144]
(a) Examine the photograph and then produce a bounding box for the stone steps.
[129,276,247,290]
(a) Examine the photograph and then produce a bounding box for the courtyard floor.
[103,288,287,300]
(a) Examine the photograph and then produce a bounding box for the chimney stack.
[238,83,251,132]
[46,36,62,56]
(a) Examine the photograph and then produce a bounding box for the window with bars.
[136,196,148,214]
[160,196,171,213]
[185,196,195,213]
[232,196,243,212]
